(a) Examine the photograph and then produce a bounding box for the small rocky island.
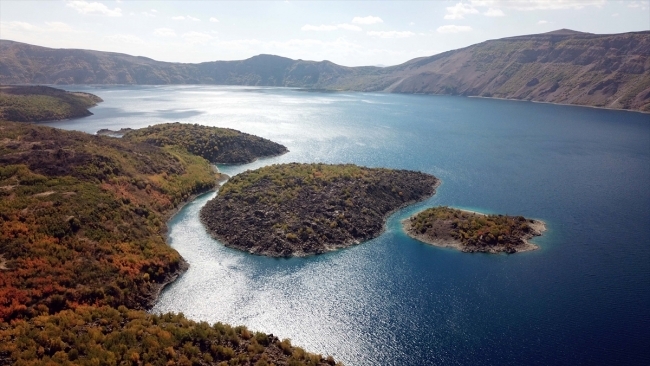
[403,206,546,254]
[200,163,439,257]
[119,122,288,164]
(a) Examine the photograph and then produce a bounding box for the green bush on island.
[0,85,102,122]
[122,122,288,164]
[200,163,439,257]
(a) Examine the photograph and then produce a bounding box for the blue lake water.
[45,85,650,365]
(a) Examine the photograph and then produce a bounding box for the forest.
[0,122,336,365]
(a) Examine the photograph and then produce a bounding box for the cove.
[45,85,650,365]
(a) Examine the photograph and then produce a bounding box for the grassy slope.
[0,122,336,365]
[0,85,103,122]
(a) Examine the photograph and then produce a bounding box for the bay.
[45,85,650,365]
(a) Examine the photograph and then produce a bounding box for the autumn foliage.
[0,121,338,364]
[0,121,219,319]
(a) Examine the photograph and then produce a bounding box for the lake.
[45,85,650,365]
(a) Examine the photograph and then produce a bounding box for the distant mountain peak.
[543,29,592,36]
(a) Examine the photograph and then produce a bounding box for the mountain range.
[1,29,648,112]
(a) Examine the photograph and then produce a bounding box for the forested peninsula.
[121,122,288,165]
[0,85,102,122]
[0,121,337,365]
[403,207,546,254]
[200,163,439,257]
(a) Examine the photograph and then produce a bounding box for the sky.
[0,1,648,67]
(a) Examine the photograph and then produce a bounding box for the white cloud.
[3,21,37,31]
[470,0,605,11]
[173,15,200,21]
[537,20,548,24]
[182,31,212,44]
[301,23,362,31]
[444,3,479,20]
[104,34,145,44]
[437,25,473,33]
[1,21,75,33]
[611,13,619,17]
[409,22,415,26]
[154,28,176,37]
[484,8,505,16]
[66,1,122,17]
[627,1,649,10]
[338,23,362,31]
[142,11,156,18]
[366,30,416,38]
[352,16,383,25]
[44,22,74,32]
[210,17,219,23]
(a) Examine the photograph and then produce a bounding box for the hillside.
[200,163,439,257]
[378,30,650,111]
[0,85,102,122]
[0,121,219,319]
[1,30,648,111]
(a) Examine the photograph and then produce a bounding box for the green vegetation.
[0,122,337,364]
[201,163,438,257]
[0,121,218,320]
[122,122,288,164]
[0,85,102,122]
[405,206,544,254]
[0,306,339,366]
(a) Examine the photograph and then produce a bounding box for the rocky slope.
[121,122,288,164]
[1,29,648,111]
[379,30,650,112]
[403,206,546,254]
[0,85,102,122]
[200,163,439,257]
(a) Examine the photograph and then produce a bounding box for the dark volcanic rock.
[200,163,439,257]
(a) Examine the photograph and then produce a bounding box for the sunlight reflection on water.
[44,85,650,366]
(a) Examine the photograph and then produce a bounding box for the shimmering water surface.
[47,86,650,365]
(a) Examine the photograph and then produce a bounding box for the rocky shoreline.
[403,207,546,254]
[200,163,439,257]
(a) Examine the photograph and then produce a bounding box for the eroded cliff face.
[381,31,650,111]
[2,30,648,111]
